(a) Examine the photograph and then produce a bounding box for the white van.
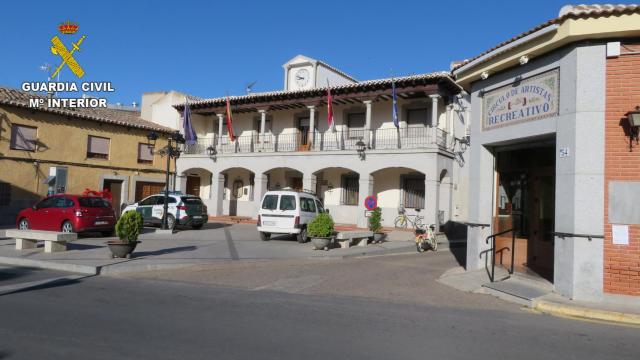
[257,190,326,243]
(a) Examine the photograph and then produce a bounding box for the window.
[279,195,296,211]
[10,124,37,151]
[157,197,177,205]
[139,196,158,206]
[403,177,425,209]
[262,195,278,210]
[138,143,154,163]
[78,197,111,208]
[0,182,11,206]
[315,200,325,214]
[181,197,203,205]
[406,108,429,126]
[54,197,74,208]
[300,197,316,213]
[35,197,56,210]
[341,174,359,205]
[347,112,365,139]
[87,135,110,159]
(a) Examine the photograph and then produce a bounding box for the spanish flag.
[225,96,236,141]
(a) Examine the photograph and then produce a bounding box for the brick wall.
[604,42,640,296]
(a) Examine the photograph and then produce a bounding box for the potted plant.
[369,207,386,243]
[108,210,143,258]
[307,213,335,251]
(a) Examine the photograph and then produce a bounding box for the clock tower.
[283,55,356,91]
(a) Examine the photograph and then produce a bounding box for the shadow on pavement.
[133,245,197,257]
[1,276,88,297]
[68,243,105,250]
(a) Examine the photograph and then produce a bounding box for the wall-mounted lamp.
[146,131,158,147]
[519,55,529,65]
[355,138,366,160]
[480,71,490,80]
[627,106,640,152]
[206,145,217,159]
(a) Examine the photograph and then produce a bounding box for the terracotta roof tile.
[452,4,640,72]
[0,86,173,133]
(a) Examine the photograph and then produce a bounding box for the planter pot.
[311,237,332,251]
[373,233,386,243]
[107,241,139,258]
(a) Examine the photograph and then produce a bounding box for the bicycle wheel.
[414,217,425,229]
[394,216,407,229]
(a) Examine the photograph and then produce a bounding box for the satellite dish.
[245,81,257,94]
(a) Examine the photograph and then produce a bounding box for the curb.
[535,300,640,326]
[0,256,99,275]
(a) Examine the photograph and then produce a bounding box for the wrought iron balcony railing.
[183,126,452,155]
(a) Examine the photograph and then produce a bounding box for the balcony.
[183,126,452,155]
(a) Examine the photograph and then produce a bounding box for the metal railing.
[485,228,516,282]
[183,126,450,155]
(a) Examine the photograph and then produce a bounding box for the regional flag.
[225,96,236,142]
[392,78,399,128]
[183,98,197,145]
[327,82,335,132]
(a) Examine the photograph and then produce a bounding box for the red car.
[16,194,116,236]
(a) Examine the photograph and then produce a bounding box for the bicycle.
[415,224,437,252]
[393,207,424,229]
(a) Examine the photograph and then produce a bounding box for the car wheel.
[191,223,203,230]
[297,227,308,243]
[260,232,270,241]
[61,221,74,233]
[166,215,176,230]
[18,218,29,230]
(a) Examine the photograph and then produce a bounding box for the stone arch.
[262,167,304,191]
[180,167,213,199]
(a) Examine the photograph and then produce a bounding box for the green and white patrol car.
[121,192,208,230]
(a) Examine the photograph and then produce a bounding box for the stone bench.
[5,229,77,253]
[335,231,374,249]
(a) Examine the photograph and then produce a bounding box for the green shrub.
[115,211,143,243]
[368,207,383,233]
[307,213,334,238]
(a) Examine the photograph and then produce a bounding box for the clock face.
[295,68,310,88]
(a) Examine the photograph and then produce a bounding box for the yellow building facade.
[0,87,175,224]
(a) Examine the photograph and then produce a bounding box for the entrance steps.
[482,272,553,307]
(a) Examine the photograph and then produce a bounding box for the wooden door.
[186,176,201,197]
[135,182,165,202]
[528,169,555,281]
[104,180,123,217]
[290,177,303,191]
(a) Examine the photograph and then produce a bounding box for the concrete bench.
[5,229,77,253]
[335,231,374,249]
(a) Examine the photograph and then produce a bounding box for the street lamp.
[149,131,185,231]
[355,138,366,160]
[627,106,640,152]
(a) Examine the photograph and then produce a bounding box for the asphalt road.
[0,272,638,360]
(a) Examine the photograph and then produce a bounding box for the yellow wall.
[0,105,174,223]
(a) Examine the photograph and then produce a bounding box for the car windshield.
[262,195,278,210]
[78,197,111,208]
[279,195,296,211]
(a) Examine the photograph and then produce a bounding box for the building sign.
[482,69,559,131]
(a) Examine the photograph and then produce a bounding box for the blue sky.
[1,0,573,105]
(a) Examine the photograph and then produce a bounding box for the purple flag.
[183,98,197,145]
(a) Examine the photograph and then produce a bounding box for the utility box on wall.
[45,166,68,195]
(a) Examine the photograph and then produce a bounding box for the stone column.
[303,173,317,194]
[216,114,224,149]
[424,174,440,233]
[363,100,372,147]
[429,94,440,128]
[209,172,225,216]
[258,109,267,149]
[253,173,268,216]
[446,103,454,149]
[356,174,374,228]
[307,105,316,147]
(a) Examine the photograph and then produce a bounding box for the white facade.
[149,57,470,235]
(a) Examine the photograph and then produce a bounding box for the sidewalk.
[438,266,640,326]
[0,224,417,276]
